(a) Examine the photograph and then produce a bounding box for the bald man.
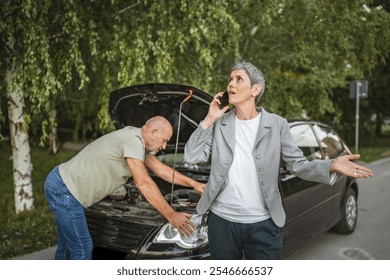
[44,116,205,260]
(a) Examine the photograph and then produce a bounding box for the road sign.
[349,80,368,99]
[349,80,368,153]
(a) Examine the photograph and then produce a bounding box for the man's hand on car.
[168,211,195,237]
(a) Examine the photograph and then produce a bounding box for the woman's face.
[227,69,258,107]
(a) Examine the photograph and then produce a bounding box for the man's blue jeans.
[44,166,93,260]
[208,211,283,260]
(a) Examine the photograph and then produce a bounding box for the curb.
[12,246,56,260]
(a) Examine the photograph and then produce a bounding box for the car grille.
[86,203,163,253]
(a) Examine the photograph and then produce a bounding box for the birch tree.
[6,70,34,212]
[0,1,98,213]
[0,0,242,213]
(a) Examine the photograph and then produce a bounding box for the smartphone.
[218,91,229,109]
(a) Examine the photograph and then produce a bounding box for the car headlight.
[153,214,208,249]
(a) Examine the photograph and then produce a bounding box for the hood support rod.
[170,89,193,206]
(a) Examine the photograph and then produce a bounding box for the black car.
[86,83,358,259]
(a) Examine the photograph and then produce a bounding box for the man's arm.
[126,157,194,236]
[144,155,206,193]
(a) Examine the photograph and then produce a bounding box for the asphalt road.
[286,157,390,260]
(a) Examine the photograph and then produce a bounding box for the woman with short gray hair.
[184,60,372,260]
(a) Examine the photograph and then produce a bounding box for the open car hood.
[109,83,213,150]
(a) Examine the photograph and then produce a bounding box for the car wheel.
[334,188,358,234]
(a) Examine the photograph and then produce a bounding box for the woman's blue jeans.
[44,166,93,260]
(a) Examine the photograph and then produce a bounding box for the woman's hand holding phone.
[217,91,229,110]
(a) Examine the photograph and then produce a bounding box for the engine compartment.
[100,159,210,217]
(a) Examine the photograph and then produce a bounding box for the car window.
[312,124,344,159]
[289,124,322,160]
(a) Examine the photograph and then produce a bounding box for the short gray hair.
[230,61,265,104]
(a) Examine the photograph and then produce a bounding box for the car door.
[281,122,333,256]
[311,123,349,226]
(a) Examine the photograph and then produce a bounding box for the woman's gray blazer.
[184,107,335,227]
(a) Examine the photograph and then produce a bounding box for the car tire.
[334,188,358,234]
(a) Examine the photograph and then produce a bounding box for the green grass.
[356,142,390,163]
[0,131,389,260]
[0,144,76,259]
[351,126,390,163]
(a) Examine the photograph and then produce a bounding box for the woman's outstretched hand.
[330,154,373,178]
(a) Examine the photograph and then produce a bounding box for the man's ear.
[252,84,261,97]
[149,128,158,138]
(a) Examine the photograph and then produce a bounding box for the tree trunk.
[375,111,383,138]
[49,108,59,154]
[7,71,34,213]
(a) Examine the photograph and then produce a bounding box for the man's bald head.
[145,116,173,136]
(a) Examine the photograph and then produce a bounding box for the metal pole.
[170,89,193,205]
[355,81,360,154]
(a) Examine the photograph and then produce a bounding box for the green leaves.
[1,0,389,143]
[232,0,390,121]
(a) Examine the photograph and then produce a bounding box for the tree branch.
[117,3,140,15]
